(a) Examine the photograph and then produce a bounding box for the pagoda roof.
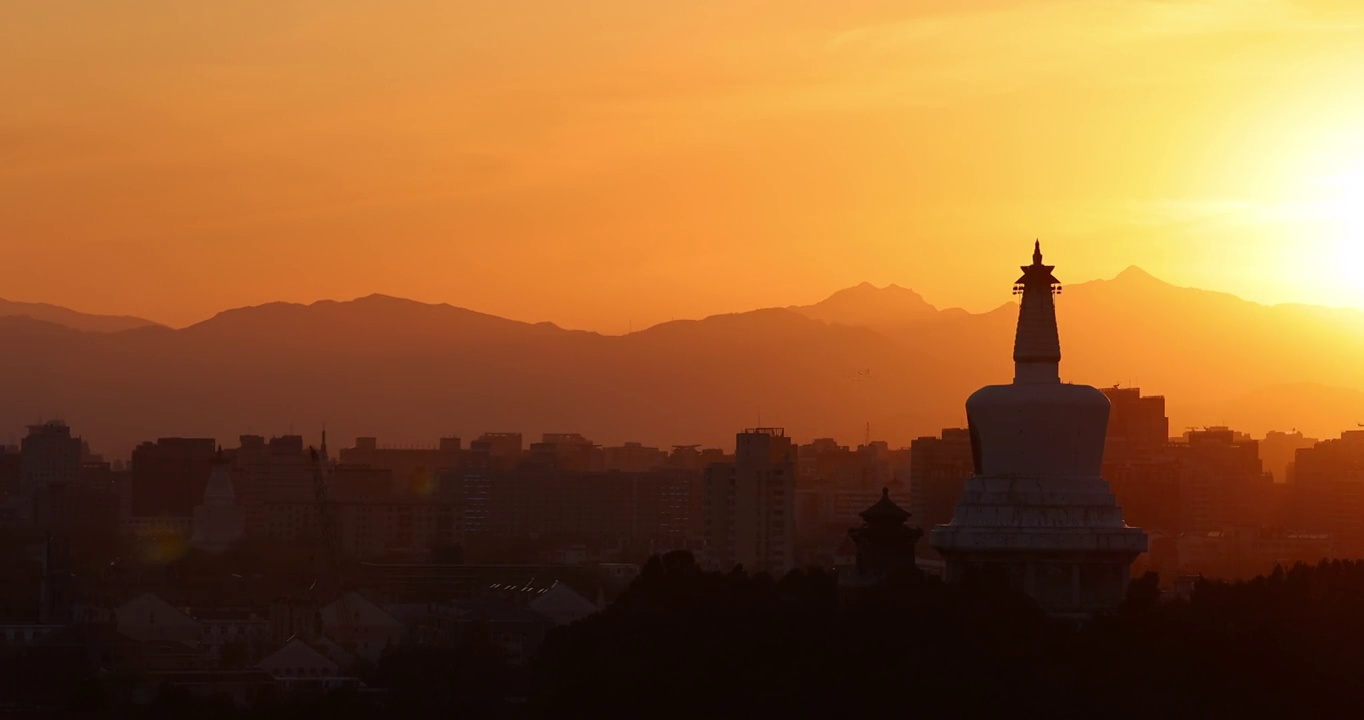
[860,488,910,524]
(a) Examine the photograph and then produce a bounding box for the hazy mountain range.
[3,267,1362,457]
[0,299,161,334]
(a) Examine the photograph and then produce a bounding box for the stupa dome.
[202,462,235,505]
[193,454,244,553]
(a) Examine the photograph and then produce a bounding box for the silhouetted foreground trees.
[21,554,1364,717]
[530,552,1364,719]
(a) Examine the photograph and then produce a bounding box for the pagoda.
[843,488,922,591]
[929,242,1147,617]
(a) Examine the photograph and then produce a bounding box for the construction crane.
[268,437,357,652]
[310,444,340,588]
[309,440,359,653]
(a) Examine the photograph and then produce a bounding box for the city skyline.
[10,3,1364,714]
[6,2,1364,331]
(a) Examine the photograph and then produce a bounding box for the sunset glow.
[4,1,1364,328]
[1314,169,1364,305]
[1267,152,1364,307]
[15,8,1364,708]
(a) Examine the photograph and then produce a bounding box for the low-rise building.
[113,592,201,649]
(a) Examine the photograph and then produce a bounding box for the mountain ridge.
[5,265,1364,457]
[17,264,1364,336]
[0,298,162,334]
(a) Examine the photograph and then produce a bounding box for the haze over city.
[8,1,1364,717]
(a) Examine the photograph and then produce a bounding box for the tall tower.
[20,421,82,492]
[704,429,796,575]
[930,242,1147,618]
[21,421,82,524]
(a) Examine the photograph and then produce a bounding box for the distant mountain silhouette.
[806,266,1364,437]
[789,283,942,332]
[0,298,161,333]
[1183,383,1364,439]
[1055,268,1364,435]
[3,269,1363,455]
[0,297,963,455]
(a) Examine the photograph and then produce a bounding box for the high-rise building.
[65,459,120,552]
[1173,427,1271,532]
[792,439,907,549]
[602,442,668,472]
[1105,453,1181,535]
[21,421,82,493]
[526,433,598,472]
[908,429,974,550]
[243,435,315,498]
[339,436,462,495]
[1100,388,1180,534]
[930,242,1147,617]
[470,432,523,459]
[1292,431,1364,556]
[446,467,705,562]
[1101,387,1169,462]
[21,421,84,526]
[798,439,864,489]
[1260,430,1317,484]
[462,433,524,477]
[0,446,20,495]
[665,445,730,471]
[129,437,218,518]
[703,428,796,576]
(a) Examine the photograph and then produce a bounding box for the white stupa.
[191,454,245,554]
[929,241,1147,617]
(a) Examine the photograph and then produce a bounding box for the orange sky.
[3,1,1364,331]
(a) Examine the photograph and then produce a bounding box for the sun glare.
[1315,167,1364,220]
[1315,167,1364,285]
[1281,163,1364,308]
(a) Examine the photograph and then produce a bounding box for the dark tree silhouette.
[530,555,1364,719]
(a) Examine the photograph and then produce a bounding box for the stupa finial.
[1013,240,1062,382]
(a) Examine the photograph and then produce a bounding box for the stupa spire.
[1012,240,1062,383]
